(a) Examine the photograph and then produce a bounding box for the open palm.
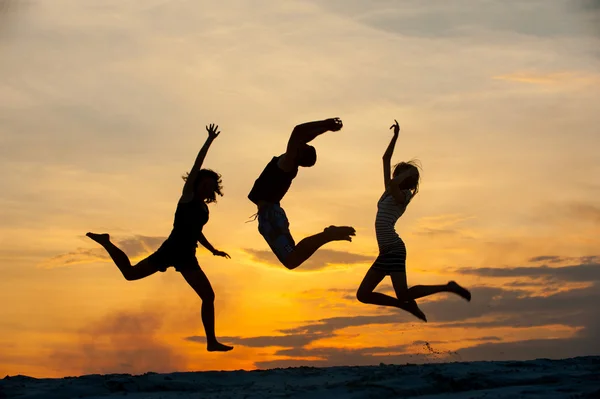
[206,123,221,139]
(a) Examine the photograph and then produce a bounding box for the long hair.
[392,159,421,198]
[181,168,223,204]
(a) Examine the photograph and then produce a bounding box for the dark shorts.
[257,203,296,264]
[371,242,407,274]
[146,240,201,273]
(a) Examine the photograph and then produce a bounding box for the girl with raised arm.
[87,124,233,352]
[356,120,471,322]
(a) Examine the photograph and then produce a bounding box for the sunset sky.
[1,0,600,378]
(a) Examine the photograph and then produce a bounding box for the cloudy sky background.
[1,0,599,377]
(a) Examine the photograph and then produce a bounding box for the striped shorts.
[371,241,407,274]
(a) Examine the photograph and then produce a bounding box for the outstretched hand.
[213,250,231,259]
[325,117,343,132]
[390,119,400,135]
[206,123,221,139]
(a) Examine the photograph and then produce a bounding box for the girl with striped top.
[356,120,471,322]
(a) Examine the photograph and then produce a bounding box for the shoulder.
[276,153,297,173]
[384,188,412,206]
[179,191,195,204]
[396,189,413,205]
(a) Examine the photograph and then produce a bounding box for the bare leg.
[357,268,427,321]
[407,281,471,301]
[390,272,427,321]
[283,226,355,270]
[86,232,159,280]
[180,268,233,352]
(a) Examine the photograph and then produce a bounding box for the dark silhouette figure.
[248,118,356,270]
[87,124,233,352]
[356,120,471,321]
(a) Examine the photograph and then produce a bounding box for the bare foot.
[448,281,471,302]
[207,341,234,352]
[86,232,110,246]
[324,226,356,241]
[400,300,428,322]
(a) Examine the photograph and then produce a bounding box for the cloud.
[186,331,331,349]
[310,0,598,39]
[528,256,566,264]
[493,71,600,86]
[184,273,600,367]
[50,309,186,375]
[39,235,167,268]
[576,0,600,38]
[422,283,600,325]
[414,336,502,344]
[454,337,594,362]
[243,248,373,271]
[186,313,407,350]
[411,214,476,239]
[569,203,600,223]
[454,257,600,283]
[413,227,471,238]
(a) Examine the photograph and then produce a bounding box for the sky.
[1,0,599,378]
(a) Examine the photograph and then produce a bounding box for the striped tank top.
[375,189,412,252]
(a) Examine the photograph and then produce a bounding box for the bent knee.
[201,292,215,303]
[280,251,300,270]
[122,271,135,281]
[356,289,370,303]
[395,292,410,302]
[282,257,299,270]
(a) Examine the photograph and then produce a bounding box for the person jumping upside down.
[248,118,356,270]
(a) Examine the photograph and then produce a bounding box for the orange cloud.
[242,248,373,271]
[38,235,166,268]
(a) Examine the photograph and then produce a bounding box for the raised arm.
[291,118,343,144]
[279,117,343,171]
[181,123,220,198]
[383,120,400,189]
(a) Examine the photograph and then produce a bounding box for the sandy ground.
[2,356,599,398]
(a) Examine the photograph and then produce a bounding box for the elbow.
[289,130,305,146]
[291,127,305,141]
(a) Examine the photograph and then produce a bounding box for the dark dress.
[147,195,209,272]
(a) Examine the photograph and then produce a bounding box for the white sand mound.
[1,356,599,398]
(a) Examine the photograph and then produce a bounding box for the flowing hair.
[181,168,223,203]
[392,159,421,198]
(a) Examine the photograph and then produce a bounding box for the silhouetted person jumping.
[87,124,233,352]
[356,120,471,321]
[248,118,356,270]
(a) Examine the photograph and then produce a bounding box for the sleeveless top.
[375,189,412,252]
[248,156,298,205]
[166,195,209,249]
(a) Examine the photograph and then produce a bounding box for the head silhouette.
[183,169,223,203]
[392,160,421,196]
[296,144,317,167]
